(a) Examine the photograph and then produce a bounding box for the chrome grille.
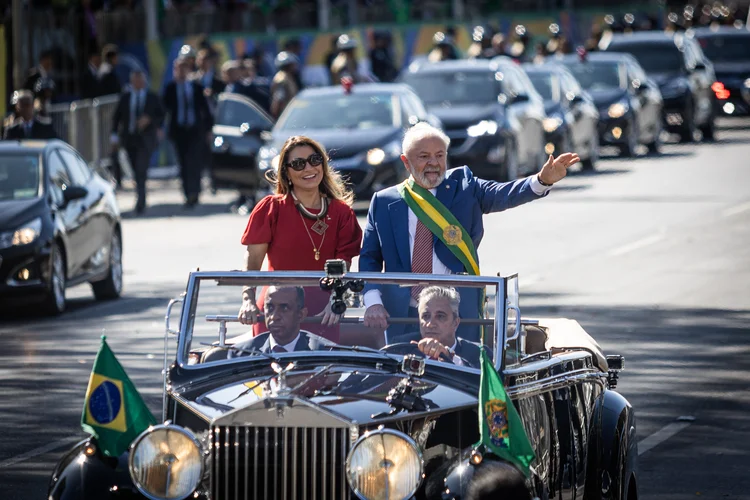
[210,426,351,500]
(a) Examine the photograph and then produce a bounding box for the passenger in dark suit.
[399,286,482,368]
[229,286,313,357]
[111,70,165,214]
[163,57,214,207]
[3,90,57,140]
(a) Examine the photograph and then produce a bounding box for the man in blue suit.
[359,122,579,342]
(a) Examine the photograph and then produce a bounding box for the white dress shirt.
[268,332,300,353]
[363,175,550,309]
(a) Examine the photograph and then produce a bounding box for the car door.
[57,147,109,272]
[46,148,88,278]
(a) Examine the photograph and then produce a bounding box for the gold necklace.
[298,210,327,261]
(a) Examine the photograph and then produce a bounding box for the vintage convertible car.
[48,264,637,499]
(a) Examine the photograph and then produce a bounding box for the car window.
[609,42,685,73]
[57,148,91,186]
[403,70,503,105]
[216,97,272,129]
[46,150,70,206]
[278,94,397,130]
[0,154,41,201]
[697,33,750,62]
[563,61,626,90]
[560,71,583,95]
[527,72,560,101]
[499,65,526,96]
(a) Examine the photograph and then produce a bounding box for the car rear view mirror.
[62,185,88,203]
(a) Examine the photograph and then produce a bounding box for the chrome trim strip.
[312,427,317,500]
[234,427,239,500]
[303,428,308,500]
[244,427,249,500]
[263,427,269,499]
[282,427,288,499]
[322,427,328,500]
[292,427,298,500]
[253,427,259,499]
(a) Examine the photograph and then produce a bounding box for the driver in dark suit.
[402,286,481,368]
[229,286,312,357]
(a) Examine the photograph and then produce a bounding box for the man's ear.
[299,307,308,320]
[400,153,410,172]
[453,314,461,330]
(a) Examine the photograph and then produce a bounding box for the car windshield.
[403,71,502,105]
[527,72,560,101]
[179,271,520,370]
[0,154,41,201]
[698,34,750,62]
[564,61,626,90]
[610,44,684,73]
[215,97,268,128]
[277,94,397,130]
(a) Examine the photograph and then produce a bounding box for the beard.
[412,167,445,189]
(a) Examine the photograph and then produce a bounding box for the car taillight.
[711,82,731,100]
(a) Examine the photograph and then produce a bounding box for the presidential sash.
[398,178,480,275]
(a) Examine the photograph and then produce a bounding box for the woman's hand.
[317,301,342,326]
[238,298,260,325]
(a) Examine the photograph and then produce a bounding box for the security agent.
[3,90,57,140]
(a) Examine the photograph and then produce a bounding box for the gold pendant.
[311,219,329,236]
[314,249,320,261]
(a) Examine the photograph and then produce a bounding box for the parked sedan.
[524,63,600,169]
[257,83,440,199]
[557,51,664,157]
[401,57,546,180]
[602,31,717,142]
[692,26,750,116]
[0,140,122,315]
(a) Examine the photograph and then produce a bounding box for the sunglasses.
[285,153,324,171]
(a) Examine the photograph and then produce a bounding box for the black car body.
[692,26,750,116]
[0,140,122,314]
[556,51,664,157]
[524,63,601,169]
[210,92,274,198]
[401,58,546,181]
[49,270,637,500]
[602,31,717,142]
[257,83,440,200]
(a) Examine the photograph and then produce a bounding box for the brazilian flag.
[81,337,157,457]
[476,348,536,476]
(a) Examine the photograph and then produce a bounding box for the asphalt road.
[1,119,749,499]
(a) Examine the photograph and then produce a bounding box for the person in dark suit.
[192,48,225,104]
[359,123,580,342]
[162,57,214,207]
[82,50,102,99]
[99,44,122,96]
[3,90,57,140]
[111,70,165,214]
[400,286,481,368]
[229,286,313,357]
[24,50,54,99]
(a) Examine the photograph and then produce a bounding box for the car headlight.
[346,427,423,500]
[543,116,563,133]
[607,102,628,119]
[367,139,402,166]
[6,217,42,248]
[467,120,499,137]
[744,78,750,89]
[129,424,203,500]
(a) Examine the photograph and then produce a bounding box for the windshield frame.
[275,92,401,131]
[0,152,44,202]
[175,271,513,373]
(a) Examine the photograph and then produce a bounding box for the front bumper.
[0,243,52,303]
[446,133,506,177]
[596,115,632,146]
[661,93,692,131]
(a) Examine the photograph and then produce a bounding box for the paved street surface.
[1,119,749,498]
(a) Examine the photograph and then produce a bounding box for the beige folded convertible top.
[537,318,609,372]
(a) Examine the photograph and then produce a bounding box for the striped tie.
[411,220,433,300]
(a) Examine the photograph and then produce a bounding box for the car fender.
[47,439,144,500]
[585,389,638,500]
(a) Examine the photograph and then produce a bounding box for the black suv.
[603,31,717,142]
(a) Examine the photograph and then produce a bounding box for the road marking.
[0,436,81,469]
[722,201,750,218]
[608,234,664,257]
[638,420,693,456]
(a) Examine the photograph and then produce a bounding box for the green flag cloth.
[81,337,157,457]
[476,348,535,476]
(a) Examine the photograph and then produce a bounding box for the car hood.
[0,198,45,231]
[268,127,401,159]
[713,61,750,78]
[587,88,629,109]
[427,103,499,129]
[173,362,478,427]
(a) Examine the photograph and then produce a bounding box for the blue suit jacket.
[359,167,545,341]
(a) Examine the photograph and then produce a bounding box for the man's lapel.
[260,335,272,354]
[388,198,411,269]
[295,333,312,351]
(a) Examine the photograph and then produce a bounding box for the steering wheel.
[379,342,453,363]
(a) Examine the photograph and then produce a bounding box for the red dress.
[241,194,363,341]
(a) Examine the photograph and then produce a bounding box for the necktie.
[411,220,433,300]
[271,345,287,353]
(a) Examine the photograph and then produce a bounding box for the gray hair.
[418,286,460,317]
[402,122,450,157]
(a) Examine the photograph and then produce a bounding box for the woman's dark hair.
[464,461,532,500]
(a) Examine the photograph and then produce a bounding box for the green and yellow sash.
[398,178,480,275]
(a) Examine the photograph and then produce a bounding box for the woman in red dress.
[237,135,362,341]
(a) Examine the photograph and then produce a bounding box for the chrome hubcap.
[110,234,122,293]
[52,251,65,310]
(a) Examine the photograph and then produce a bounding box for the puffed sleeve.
[240,195,279,246]
[334,203,363,262]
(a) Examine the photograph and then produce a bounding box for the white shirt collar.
[269,332,301,352]
[407,176,438,195]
